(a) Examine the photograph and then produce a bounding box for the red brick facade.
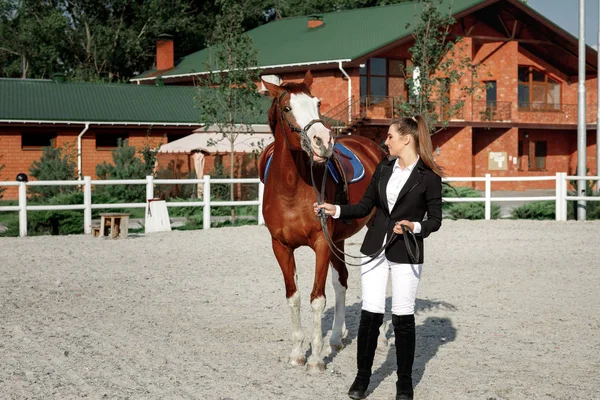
[2,2,599,199]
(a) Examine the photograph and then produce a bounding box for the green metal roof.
[0,78,270,124]
[134,0,487,81]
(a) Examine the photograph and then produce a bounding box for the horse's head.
[263,71,333,163]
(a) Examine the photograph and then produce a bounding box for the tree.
[0,156,5,200]
[29,142,78,198]
[195,0,263,222]
[95,139,153,203]
[396,0,486,132]
[0,0,68,79]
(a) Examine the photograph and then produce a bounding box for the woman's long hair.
[392,115,445,177]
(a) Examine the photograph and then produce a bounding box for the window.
[96,133,129,150]
[167,133,188,143]
[518,66,560,110]
[485,81,497,106]
[388,59,405,77]
[22,133,56,150]
[528,140,547,170]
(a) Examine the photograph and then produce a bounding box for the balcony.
[472,101,512,122]
[324,97,598,133]
[517,103,597,125]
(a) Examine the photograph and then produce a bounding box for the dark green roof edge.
[133,0,491,81]
[0,79,271,125]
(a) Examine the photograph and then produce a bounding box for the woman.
[314,115,443,400]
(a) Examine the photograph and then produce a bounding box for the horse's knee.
[310,296,326,312]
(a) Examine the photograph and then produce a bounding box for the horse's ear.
[261,79,282,98]
[303,70,313,89]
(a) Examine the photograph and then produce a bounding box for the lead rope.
[310,159,419,267]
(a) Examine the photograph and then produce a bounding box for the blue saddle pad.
[263,142,365,184]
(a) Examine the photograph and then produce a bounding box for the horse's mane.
[267,82,313,133]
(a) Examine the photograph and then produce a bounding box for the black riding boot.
[392,314,415,400]
[348,310,384,400]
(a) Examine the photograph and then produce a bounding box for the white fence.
[0,173,599,237]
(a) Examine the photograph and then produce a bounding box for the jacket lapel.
[390,158,426,215]
[378,159,395,215]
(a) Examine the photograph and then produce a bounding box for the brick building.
[0,79,269,199]
[134,0,599,190]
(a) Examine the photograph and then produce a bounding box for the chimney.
[156,34,174,71]
[308,15,323,29]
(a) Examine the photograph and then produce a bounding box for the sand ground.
[1,220,599,400]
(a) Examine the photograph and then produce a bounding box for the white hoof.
[306,360,325,374]
[289,356,306,366]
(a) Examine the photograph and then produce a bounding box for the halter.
[276,90,326,158]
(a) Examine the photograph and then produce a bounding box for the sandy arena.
[1,220,599,399]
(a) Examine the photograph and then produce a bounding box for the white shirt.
[333,157,422,234]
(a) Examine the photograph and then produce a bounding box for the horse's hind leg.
[272,239,305,366]
[329,240,348,353]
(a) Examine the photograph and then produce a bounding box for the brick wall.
[431,126,473,184]
[0,126,190,200]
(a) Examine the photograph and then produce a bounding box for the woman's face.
[384,125,410,157]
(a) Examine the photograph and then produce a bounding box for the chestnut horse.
[260,71,386,372]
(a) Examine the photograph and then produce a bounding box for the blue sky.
[527,0,599,48]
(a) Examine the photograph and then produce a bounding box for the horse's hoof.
[306,361,326,374]
[289,356,306,366]
[330,342,344,352]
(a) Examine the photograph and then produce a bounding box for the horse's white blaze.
[307,295,326,372]
[329,266,347,351]
[289,93,332,158]
[287,291,305,365]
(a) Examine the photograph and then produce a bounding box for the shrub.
[511,201,555,220]
[2,192,84,236]
[442,184,501,220]
[95,139,150,203]
[0,160,5,200]
[29,142,77,198]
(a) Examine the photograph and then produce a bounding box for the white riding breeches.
[360,251,423,316]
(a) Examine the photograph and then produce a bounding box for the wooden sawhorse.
[98,213,130,238]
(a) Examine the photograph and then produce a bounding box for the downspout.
[338,61,352,130]
[77,123,90,180]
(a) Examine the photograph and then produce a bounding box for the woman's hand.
[313,202,336,217]
[393,220,414,234]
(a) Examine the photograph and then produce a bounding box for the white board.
[145,200,172,233]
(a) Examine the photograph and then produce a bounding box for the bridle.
[276,90,326,158]
[274,90,420,266]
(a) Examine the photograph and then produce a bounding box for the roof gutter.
[338,61,352,126]
[130,59,352,83]
[77,123,89,181]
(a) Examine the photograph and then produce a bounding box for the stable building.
[0,78,269,199]
[134,0,599,190]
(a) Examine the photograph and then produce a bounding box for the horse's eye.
[283,106,291,112]
[317,101,321,108]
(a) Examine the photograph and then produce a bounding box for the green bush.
[511,201,556,220]
[28,143,78,198]
[442,184,501,220]
[95,139,152,203]
[2,192,84,236]
[0,158,5,199]
[568,173,600,220]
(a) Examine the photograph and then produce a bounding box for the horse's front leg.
[329,240,348,352]
[306,239,332,373]
[272,238,305,366]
